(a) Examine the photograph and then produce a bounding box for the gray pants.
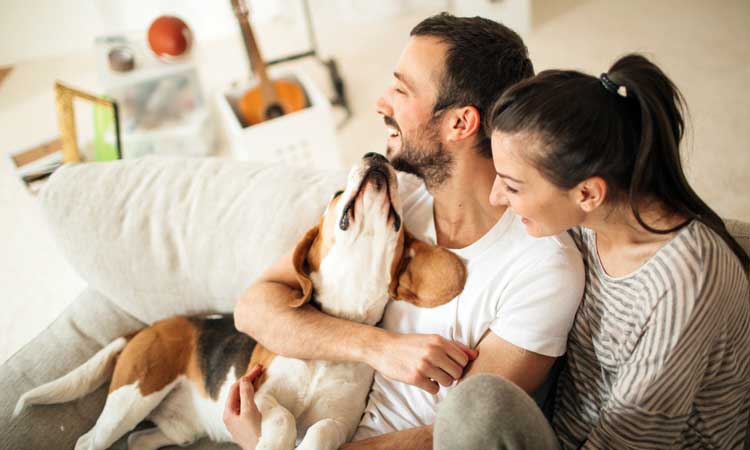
[434,374,561,450]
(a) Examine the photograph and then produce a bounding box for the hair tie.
[600,73,628,98]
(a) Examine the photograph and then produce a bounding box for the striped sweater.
[554,221,750,450]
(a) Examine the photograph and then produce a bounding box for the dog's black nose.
[363,152,388,163]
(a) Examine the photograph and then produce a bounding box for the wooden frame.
[54,81,122,163]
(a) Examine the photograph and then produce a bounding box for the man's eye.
[394,87,405,95]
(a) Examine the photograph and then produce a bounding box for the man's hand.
[367,332,478,394]
[223,365,264,450]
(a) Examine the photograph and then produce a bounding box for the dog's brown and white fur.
[14,154,466,450]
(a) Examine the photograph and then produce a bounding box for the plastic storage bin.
[95,35,215,158]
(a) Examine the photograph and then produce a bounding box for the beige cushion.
[39,157,749,325]
[724,219,750,278]
[39,156,348,324]
[725,219,750,252]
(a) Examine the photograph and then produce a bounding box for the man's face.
[376,36,454,188]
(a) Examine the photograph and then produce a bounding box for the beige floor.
[1,0,748,364]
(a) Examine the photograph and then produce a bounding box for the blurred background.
[1,0,748,363]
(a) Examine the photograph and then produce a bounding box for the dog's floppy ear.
[389,231,467,308]
[290,225,320,308]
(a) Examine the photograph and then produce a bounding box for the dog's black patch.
[190,315,255,400]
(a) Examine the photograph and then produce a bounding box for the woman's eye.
[504,183,518,194]
[394,87,405,95]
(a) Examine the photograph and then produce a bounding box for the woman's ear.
[576,176,608,212]
[289,225,320,308]
[389,231,467,308]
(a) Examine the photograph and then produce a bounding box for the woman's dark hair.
[487,53,749,269]
[411,12,534,158]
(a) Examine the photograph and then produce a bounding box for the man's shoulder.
[463,214,584,293]
[501,215,582,265]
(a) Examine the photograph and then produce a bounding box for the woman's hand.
[223,365,264,450]
[366,331,478,394]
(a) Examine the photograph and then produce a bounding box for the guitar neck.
[234,4,279,104]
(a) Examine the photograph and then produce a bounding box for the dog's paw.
[127,429,152,450]
[74,431,94,450]
[127,427,192,450]
[12,395,28,418]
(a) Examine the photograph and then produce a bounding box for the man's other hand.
[369,332,478,394]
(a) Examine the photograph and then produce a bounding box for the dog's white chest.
[312,240,395,325]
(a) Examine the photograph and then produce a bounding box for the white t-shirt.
[354,174,585,439]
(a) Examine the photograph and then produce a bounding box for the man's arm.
[341,332,555,450]
[462,331,555,393]
[342,426,433,450]
[234,248,477,392]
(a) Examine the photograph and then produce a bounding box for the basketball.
[147,16,192,61]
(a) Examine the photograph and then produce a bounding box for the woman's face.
[490,131,585,237]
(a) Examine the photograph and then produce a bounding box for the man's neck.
[428,153,505,249]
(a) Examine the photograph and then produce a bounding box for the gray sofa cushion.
[39,156,348,324]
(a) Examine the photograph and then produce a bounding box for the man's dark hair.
[411,12,534,158]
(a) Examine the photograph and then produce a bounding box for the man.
[227,13,584,450]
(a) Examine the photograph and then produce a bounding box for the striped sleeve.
[580,227,750,450]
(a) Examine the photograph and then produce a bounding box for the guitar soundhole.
[265,104,284,120]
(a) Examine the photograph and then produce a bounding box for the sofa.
[1,156,748,450]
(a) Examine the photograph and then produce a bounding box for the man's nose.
[375,91,393,117]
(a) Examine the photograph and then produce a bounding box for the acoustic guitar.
[231,0,306,126]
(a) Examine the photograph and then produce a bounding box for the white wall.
[0,0,464,65]
[0,0,291,64]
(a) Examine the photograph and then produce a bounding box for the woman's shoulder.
[576,220,747,310]
[673,220,748,280]
[652,220,749,307]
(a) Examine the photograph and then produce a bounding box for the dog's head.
[288,153,466,323]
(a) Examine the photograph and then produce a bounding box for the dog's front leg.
[295,418,350,450]
[255,393,297,450]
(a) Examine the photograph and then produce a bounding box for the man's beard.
[386,115,454,190]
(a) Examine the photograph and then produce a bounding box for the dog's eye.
[323,190,345,217]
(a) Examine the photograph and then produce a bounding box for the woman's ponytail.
[609,54,749,269]
[489,53,749,270]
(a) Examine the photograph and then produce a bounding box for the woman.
[434,54,749,450]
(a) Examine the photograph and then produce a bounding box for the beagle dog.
[14,153,467,450]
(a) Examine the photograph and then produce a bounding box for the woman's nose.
[489,178,509,207]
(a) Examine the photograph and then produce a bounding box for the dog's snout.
[363,152,388,163]
[364,167,387,191]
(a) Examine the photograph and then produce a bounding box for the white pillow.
[39,156,347,323]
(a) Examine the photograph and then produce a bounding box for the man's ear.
[389,231,467,308]
[446,105,481,143]
[290,225,320,308]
